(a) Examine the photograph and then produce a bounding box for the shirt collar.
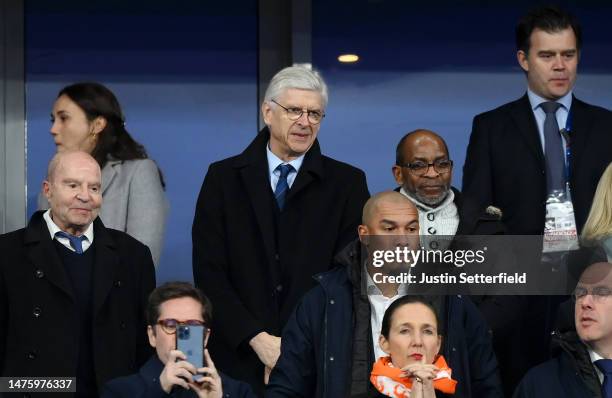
[588,347,606,363]
[266,141,305,175]
[43,209,94,243]
[527,88,573,112]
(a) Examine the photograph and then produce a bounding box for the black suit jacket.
[462,93,612,395]
[192,127,369,391]
[0,211,155,391]
[101,355,256,398]
[462,94,612,234]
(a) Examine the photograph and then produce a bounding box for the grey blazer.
[39,158,168,266]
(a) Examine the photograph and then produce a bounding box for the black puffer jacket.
[513,329,602,398]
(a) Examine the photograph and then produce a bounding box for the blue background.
[25,1,612,283]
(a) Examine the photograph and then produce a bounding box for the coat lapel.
[91,218,121,316]
[24,211,74,300]
[511,94,545,169]
[235,129,326,286]
[286,139,324,202]
[236,129,281,285]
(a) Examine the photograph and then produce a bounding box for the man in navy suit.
[463,6,612,236]
[462,6,612,395]
[102,282,256,398]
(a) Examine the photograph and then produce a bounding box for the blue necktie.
[540,101,565,193]
[595,359,612,398]
[55,231,86,254]
[274,164,293,211]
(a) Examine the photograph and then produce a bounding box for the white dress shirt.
[43,209,94,252]
[366,272,408,361]
[266,142,305,191]
[588,347,606,384]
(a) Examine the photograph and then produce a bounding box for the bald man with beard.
[267,191,503,398]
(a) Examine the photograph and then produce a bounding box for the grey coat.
[39,158,168,266]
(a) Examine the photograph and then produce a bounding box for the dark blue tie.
[596,359,612,398]
[540,101,565,193]
[274,164,293,211]
[55,231,86,254]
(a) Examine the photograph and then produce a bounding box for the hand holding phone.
[176,324,207,382]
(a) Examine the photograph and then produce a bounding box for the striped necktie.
[274,164,294,211]
[55,231,86,254]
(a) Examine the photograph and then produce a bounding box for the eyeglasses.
[573,286,612,302]
[399,159,453,176]
[271,100,325,124]
[156,319,207,335]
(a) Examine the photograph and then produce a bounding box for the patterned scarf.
[370,355,457,397]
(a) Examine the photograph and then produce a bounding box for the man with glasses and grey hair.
[515,261,612,397]
[192,65,369,393]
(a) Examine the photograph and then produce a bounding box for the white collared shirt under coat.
[39,158,168,266]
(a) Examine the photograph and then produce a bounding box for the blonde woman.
[581,162,612,260]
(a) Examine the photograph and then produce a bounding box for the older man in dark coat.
[192,66,369,393]
[0,151,155,397]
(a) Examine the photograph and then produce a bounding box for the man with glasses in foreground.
[102,282,255,397]
[192,66,369,393]
[515,261,612,397]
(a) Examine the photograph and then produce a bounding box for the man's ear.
[517,50,529,73]
[262,101,273,126]
[392,165,404,186]
[358,225,369,245]
[43,180,52,200]
[147,325,157,348]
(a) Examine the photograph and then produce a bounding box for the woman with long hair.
[41,82,168,266]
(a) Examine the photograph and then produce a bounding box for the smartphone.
[176,324,206,382]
